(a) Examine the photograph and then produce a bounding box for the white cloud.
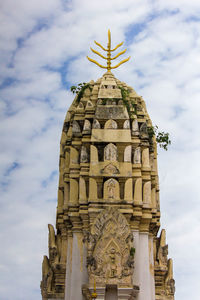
[0,1,200,300]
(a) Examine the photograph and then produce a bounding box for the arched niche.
[70,147,79,164]
[92,119,101,129]
[90,145,98,162]
[132,119,139,135]
[86,100,93,109]
[104,143,117,161]
[143,181,151,204]
[83,119,91,134]
[72,120,81,134]
[80,146,89,163]
[77,102,84,110]
[124,145,132,162]
[133,147,141,164]
[123,120,130,129]
[104,178,120,200]
[104,119,118,129]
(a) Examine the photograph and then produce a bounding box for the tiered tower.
[41,32,175,300]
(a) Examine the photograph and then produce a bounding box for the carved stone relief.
[104,143,117,161]
[86,100,93,109]
[140,122,148,137]
[80,146,89,163]
[77,102,84,109]
[165,259,175,295]
[93,119,101,129]
[123,120,130,129]
[132,119,139,135]
[101,163,120,175]
[83,119,91,134]
[85,208,135,287]
[104,119,118,129]
[41,224,63,298]
[104,178,120,200]
[72,120,81,134]
[157,230,168,267]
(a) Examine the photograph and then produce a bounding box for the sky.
[0,0,200,299]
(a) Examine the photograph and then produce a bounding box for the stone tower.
[40,29,175,300]
[40,70,175,300]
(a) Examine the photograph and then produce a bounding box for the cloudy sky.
[0,0,200,299]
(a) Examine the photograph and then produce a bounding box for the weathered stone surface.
[133,147,141,164]
[83,119,91,134]
[124,145,132,162]
[95,106,129,119]
[92,119,100,129]
[80,146,89,163]
[104,143,117,161]
[104,119,118,129]
[123,120,130,129]
[41,71,174,300]
[132,119,139,135]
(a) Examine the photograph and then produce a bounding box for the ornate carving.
[100,163,120,175]
[80,146,89,163]
[123,120,130,129]
[41,256,53,294]
[82,284,93,300]
[156,229,168,267]
[48,224,59,264]
[132,119,139,135]
[165,259,175,295]
[104,178,119,200]
[87,208,134,286]
[93,119,101,129]
[83,119,91,134]
[104,143,117,161]
[140,122,148,138]
[104,119,118,129]
[72,120,81,135]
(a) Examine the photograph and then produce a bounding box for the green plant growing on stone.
[130,247,135,257]
[147,125,171,151]
[118,86,136,117]
[70,82,92,103]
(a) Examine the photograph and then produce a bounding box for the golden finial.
[91,278,97,299]
[87,29,130,71]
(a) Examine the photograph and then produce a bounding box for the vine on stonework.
[130,247,135,257]
[117,86,137,117]
[70,83,171,151]
[70,82,92,103]
[147,125,171,151]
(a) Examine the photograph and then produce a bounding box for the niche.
[104,178,120,200]
[104,119,118,129]
[104,143,118,161]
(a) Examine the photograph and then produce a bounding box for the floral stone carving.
[85,208,135,287]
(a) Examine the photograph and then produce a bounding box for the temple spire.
[87,29,130,71]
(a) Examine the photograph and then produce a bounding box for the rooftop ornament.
[87,29,130,71]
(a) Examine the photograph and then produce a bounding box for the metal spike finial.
[87,29,131,71]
